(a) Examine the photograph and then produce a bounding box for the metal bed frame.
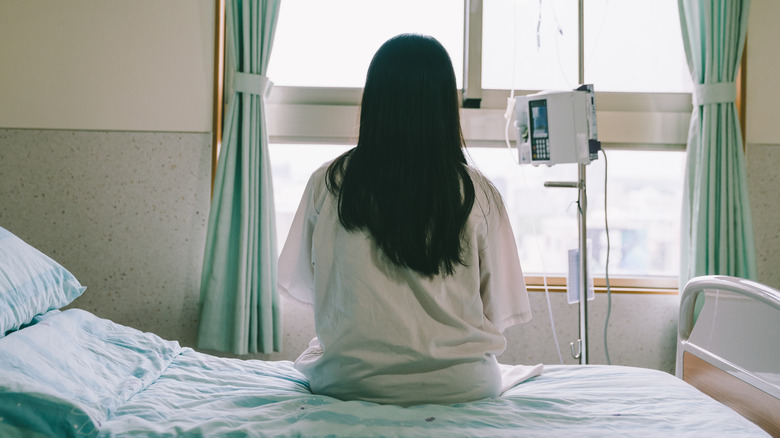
[677,275,780,437]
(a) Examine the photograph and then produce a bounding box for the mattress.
[0,308,770,437]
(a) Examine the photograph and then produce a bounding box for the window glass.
[588,150,684,277]
[267,0,465,88]
[482,0,578,90]
[482,0,692,93]
[584,0,692,92]
[271,144,684,278]
[270,143,352,251]
[464,147,684,277]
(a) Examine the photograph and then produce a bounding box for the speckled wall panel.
[747,144,780,290]
[0,128,211,346]
[500,291,679,373]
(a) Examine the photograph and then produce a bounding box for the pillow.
[0,226,86,338]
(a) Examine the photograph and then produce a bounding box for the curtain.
[678,0,757,289]
[198,0,282,354]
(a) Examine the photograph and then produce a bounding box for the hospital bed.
[1,225,777,437]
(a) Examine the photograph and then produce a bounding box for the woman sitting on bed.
[278,33,532,406]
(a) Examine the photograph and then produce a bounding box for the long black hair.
[326,33,476,277]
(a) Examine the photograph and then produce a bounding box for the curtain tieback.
[233,72,273,98]
[693,81,736,106]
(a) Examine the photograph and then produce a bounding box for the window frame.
[211,0,732,295]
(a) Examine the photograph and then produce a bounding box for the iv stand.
[541,0,589,363]
[573,0,590,365]
[576,164,589,365]
[544,166,589,365]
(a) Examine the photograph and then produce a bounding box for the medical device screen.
[528,99,550,161]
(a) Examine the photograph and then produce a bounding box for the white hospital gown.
[277,162,533,406]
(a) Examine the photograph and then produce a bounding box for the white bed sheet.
[101,350,770,437]
[0,309,771,437]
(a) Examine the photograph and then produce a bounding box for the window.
[465,147,685,277]
[482,0,692,92]
[270,143,351,251]
[268,0,464,88]
[482,0,578,90]
[266,0,692,289]
[582,0,692,93]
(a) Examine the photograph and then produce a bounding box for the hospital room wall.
[744,0,780,292]
[0,1,777,372]
[0,0,214,345]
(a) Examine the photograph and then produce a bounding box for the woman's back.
[280,164,530,405]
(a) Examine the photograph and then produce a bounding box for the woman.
[278,34,533,406]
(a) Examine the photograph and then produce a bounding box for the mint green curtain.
[198,0,282,354]
[678,0,757,289]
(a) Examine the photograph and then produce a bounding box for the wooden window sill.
[524,275,679,295]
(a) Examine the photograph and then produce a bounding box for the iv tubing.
[504,0,563,365]
[601,149,612,365]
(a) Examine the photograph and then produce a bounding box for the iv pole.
[575,0,588,365]
[543,170,588,365]
[544,0,589,365]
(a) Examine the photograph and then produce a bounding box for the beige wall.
[746,0,780,290]
[746,0,780,144]
[0,0,214,132]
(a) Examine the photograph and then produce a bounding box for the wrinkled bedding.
[0,309,770,437]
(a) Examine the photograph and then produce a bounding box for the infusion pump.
[515,85,601,166]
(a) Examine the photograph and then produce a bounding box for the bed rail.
[679,276,780,341]
[676,275,780,437]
